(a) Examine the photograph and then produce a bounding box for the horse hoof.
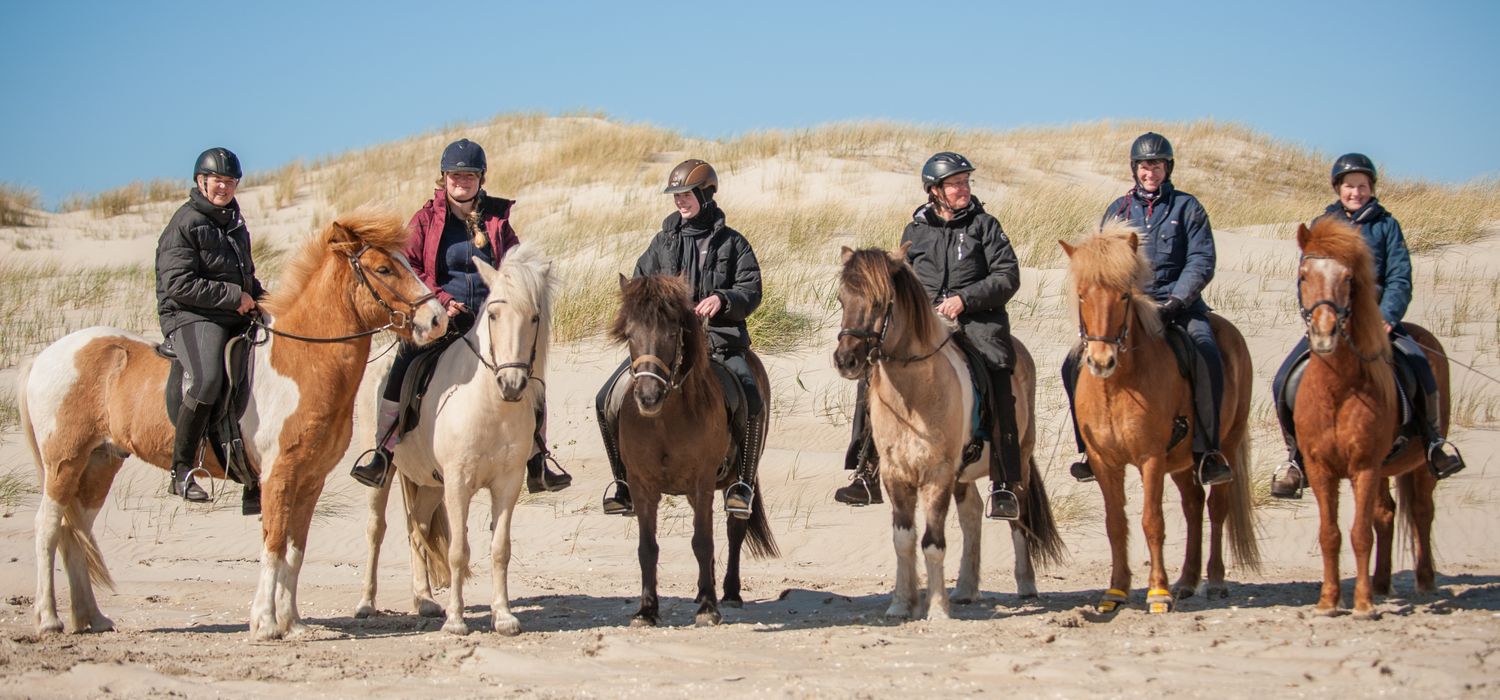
[694,611,722,627]
[354,603,375,619]
[1314,605,1340,618]
[926,607,952,622]
[884,604,913,621]
[1171,585,1197,600]
[417,600,444,618]
[630,615,658,628]
[1353,608,1381,621]
[1147,589,1173,614]
[1204,585,1229,600]
[88,616,115,633]
[251,625,284,642]
[36,619,63,635]
[1096,588,1129,613]
[442,619,471,636]
[492,615,521,636]
[951,594,976,605]
[720,597,744,609]
[286,622,311,639]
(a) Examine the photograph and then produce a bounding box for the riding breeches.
[170,321,234,411]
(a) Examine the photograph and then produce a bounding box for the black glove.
[1158,296,1187,321]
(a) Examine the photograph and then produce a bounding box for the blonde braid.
[468,194,487,250]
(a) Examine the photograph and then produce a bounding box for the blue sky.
[1,1,1495,207]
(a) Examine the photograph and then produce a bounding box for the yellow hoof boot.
[1147,588,1173,614]
[1097,588,1129,613]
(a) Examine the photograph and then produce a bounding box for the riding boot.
[597,373,633,516]
[1270,423,1307,499]
[1189,343,1232,487]
[350,398,400,488]
[1062,344,1095,482]
[1270,344,1309,498]
[1419,388,1466,479]
[835,379,883,505]
[985,367,1020,521]
[525,404,573,493]
[723,387,759,520]
[168,401,212,503]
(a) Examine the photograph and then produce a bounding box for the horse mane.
[1064,219,1164,338]
[261,210,411,317]
[611,274,708,378]
[1300,216,1390,360]
[841,248,941,349]
[491,242,555,392]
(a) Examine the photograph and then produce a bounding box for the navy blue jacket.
[1314,199,1412,324]
[1102,183,1215,313]
[901,199,1020,369]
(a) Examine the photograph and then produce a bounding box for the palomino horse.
[611,274,778,627]
[1060,221,1259,613]
[19,213,446,638]
[833,246,1065,620]
[1294,218,1446,618]
[355,243,555,635]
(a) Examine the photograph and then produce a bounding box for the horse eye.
[376,265,393,275]
[531,314,539,324]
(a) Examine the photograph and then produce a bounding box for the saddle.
[393,330,468,438]
[950,332,993,463]
[708,354,765,484]
[158,329,258,486]
[1277,348,1420,463]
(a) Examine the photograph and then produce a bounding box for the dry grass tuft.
[0,183,41,227]
[60,179,181,217]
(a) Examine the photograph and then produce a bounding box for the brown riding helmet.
[663,159,718,195]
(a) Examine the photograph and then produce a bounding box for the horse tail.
[1224,434,1262,573]
[1020,457,1068,570]
[1394,472,1426,568]
[400,476,461,588]
[60,500,114,590]
[744,481,779,560]
[17,359,43,487]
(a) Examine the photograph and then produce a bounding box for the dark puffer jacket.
[633,206,762,351]
[155,188,265,337]
[900,198,1020,368]
[1314,198,1412,324]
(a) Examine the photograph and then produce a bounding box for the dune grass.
[1,183,41,227]
[60,179,181,217]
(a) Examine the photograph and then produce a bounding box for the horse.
[832,246,1065,620]
[609,273,778,627]
[1293,217,1447,618]
[354,243,554,635]
[18,213,447,638]
[1059,220,1259,614]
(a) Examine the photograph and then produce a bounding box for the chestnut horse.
[833,246,1064,620]
[1294,218,1446,618]
[19,213,446,638]
[610,274,778,627]
[355,243,555,636]
[1060,221,1259,614]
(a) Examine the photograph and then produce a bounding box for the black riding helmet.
[1130,132,1174,179]
[664,159,718,205]
[194,147,242,180]
[1330,153,1377,188]
[920,152,975,191]
[441,139,487,173]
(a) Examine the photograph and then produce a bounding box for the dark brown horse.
[610,274,778,626]
[1294,217,1446,618]
[1060,221,1259,614]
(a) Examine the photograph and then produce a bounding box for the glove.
[1158,296,1187,321]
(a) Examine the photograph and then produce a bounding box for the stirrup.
[986,486,1020,521]
[1069,457,1096,483]
[601,480,634,516]
[350,448,393,489]
[834,472,882,506]
[170,466,211,503]
[724,481,754,520]
[526,453,573,493]
[1195,451,1233,487]
[1427,440,1466,480]
[1269,460,1305,500]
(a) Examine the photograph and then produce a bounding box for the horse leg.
[688,487,720,627]
[406,485,445,617]
[885,482,919,620]
[919,480,954,621]
[1139,459,1173,613]
[1410,471,1439,593]
[1372,477,1396,597]
[441,480,473,636]
[355,475,393,619]
[1203,479,1230,599]
[1096,463,1132,612]
[63,449,120,633]
[952,481,983,603]
[631,494,662,627]
[486,475,523,636]
[33,494,67,634]
[275,479,326,639]
[1349,471,1381,620]
[722,510,747,608]
[1308,467,1342,614]
[1169,469,1205,600]
[251,470,292,640]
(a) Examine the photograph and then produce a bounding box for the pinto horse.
[610,274,778,627]
[1060,221,1259,614]
[355,243,555,636]
[833,246,1064,620]
[18,213,446,638]
[1294,218,1446,618]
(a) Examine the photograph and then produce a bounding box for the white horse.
[356,243,554,636]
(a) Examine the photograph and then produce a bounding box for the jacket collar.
[1325,198,1385,225]
[913,197,986,227]
[188,188,241,229]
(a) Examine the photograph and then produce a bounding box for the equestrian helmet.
[440,139,487,173]
[1330,153,1377,188]
[663,159,718,198]
[194,147,242,180]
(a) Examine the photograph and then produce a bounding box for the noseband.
[629,329,686,392]
[465,301,544,394]
[1298,255,1383,363]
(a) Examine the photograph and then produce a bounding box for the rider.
[596,159,764,518]
[1268,153,1466,497]
[349,138,571,493]
[1062,132,1233,487]
[835,152,1023,521]
[155,147,265,502]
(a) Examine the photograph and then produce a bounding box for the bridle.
[837,299,954,367]
[255,244,438,344]
[1077,291,1134,352]
[464,300,545,394]
[1298,255,1384,363]
[629,326,687,393]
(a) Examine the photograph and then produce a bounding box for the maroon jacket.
[406,188,520,307]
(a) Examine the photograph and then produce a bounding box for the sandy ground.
[2,188,1498,698]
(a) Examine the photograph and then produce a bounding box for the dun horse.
[610,274,778,626]
[1294,218,1447,618]
[355,243,554,635]
[19,213,446,638]
[833,246,1064,620]
[1060,222,1259,613]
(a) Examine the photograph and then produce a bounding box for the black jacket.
[900,199,1020,368]
[155,189,265,337]
[633,206,762,351]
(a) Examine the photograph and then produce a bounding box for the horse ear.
[893,240,912,262]
[1127,232,1139,252]
[474,256,499,285]
[1296,223,1312,251]
[330,221,355,243]
[840,246,854,264]
[618,273,629,292]
[1059,240,1075,258]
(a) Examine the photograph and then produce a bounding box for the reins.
[254,243,437,344]
[838,300,955,366]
